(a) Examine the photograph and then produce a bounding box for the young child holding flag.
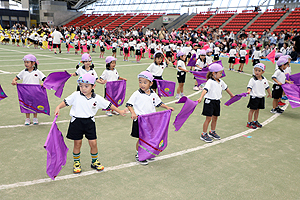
[228,43,237,71]
[175,52,189,99]
[193,49,207,91]
[197,63,234,143]
[237,43,247,73]
[146,51,170,93]
[246,63,271,129]
[270,56,293,114]
[54,73,126,173]
[99,56,127,116]
[126,71,174,165]
[11,54,46,125]
[72,53,101,91]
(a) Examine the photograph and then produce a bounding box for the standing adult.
[51,27,64,54]
[158,26,165,40]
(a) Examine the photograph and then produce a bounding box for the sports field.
[0,45,299,200]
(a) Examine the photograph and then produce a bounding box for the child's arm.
[272,77,282,85]
[54,101,67,115]
[118,77,127,81]
[197,89,207,103]
[160,103,174,111]
[178,67,189,73]
[163,54,170,65]
[109,104,126,116]
[127,106,137,120]
[98,78,107,84]
[71,73,77,76]
[11,77,18,85]
[247,88,251,94]
[266,88,271,98]
[285,79,293,84]
[225,88,235,98]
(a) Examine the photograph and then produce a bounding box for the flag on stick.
[156,79,176,97]
[43,71,71,98]
[224,93,248,106]
[105,80,126,107]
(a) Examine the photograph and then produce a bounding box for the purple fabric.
[17,84,50,115]
[173,96,198,131]
[43,71,71,98]
[281,84,300,108]
[224,93,248,106]
[190,70,208,86]
[138,110,172,161]
[208,60,226,78]
[105,80,126,107]
[289,73,300,86]
[44,115,69,180]
[187,53,197,66]
[0,85,8,101]
[156,79,176,97]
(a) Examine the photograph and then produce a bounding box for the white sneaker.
[193,86,200,91]
[112,110,119,115]
[33,118,38,125]
[25,118,30,125]
[180,93,185,97]
[106,111,112,116]
[198,86,203,90]
[175,94,180,99]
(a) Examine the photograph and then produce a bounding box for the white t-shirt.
[75,66,98,79]
[146,62,166,77]
[196,58,206,70]
[206,56,213,65]
[177,60,186,72]
[51,30,63,44]
[229,49,236,57]
[214,47,220,55]
[247,76,269,98]
[17,69,46,84]
[126,89,162,116]
[100,69,119,81]
[240,49,247,57]
[64,91,111,118]
[272,69,286,84]
[204,78,228,100]
[252,50,262,59]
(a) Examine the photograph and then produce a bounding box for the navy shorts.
[177,71,186,83]
[152,76,163,89]
[253,59,260,66]
[247,96,265,110]
[272,84,283,99]
[131,119,139,138]
[202,99,220,117]
[239,57,246,63]
[67,118,97,140]
[228,57,235,63]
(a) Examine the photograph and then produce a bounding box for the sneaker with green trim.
[91,159,104,171]
[73,161,81,174]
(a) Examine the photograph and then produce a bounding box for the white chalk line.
[0,102,288,190]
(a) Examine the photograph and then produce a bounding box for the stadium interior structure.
[0,0,300,35]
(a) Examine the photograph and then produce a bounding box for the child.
[91,36,96,53]
[112,38,117,58]
[47,34,53,51]
[123,39,129,61]
[246,63,271,129]
[270,56,293,114]
[135,39,142,63]
[99,38,105,58]
[214,42,220,61]
[99,56,127,116]
[193,49,207,91]
[146,51,170,93]
[11,54,46,125]
[80,36,86,55]
[197,63,234,143]
[149,39,156,59]
[129,38,135,57]
[74,36,79,55]
[252,43,265,66]
[238,43,247,73]
[206,49,213,65]
[54,73,125,173]
[86,36,91,54]
[126,71,174,165]
[175,52,189,99]
[72,53,101,90]
[228,43,237,71]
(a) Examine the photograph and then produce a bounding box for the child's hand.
[167,106,174,111]
[230,94,235,98]
[267,93,272,98]
[11,80,17,85]
[41,83,44,87]
[278,82,282,86]
[54,107,60,116]
[123,78,127,81]
[247,91,250,94]
[197,98,202,103]
[131,113,138,120]
[287,80,294,84]
[118,109,126,116]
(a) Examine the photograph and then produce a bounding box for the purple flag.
[17,84,50,115]
[281,84,300,108]
[0,85,8,101]
[209,60,226,78]
[173,96,198,131]
[43,71,71,98]
[187,53,197,66]
[289,73,300,86]
[224,93,248,106]
[105,80,126,107]
[44,115,69,180]
[190,70,208,86]
[156,79,176,97]
[138,110,172,161]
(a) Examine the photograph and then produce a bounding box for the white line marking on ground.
[0,102,288,190]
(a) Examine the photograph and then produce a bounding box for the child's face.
[110,61,116,69]
[282,63,289,70]
[207,52,212,56]
[254,68,264,77]
[155,57,163,64]
[24,61,35,69]
[181,55,186,60]
[200,55,206,59]
[139,77,152,92]
[84,61,92,68]
[78,82,95,96]
[213,71,223,79]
